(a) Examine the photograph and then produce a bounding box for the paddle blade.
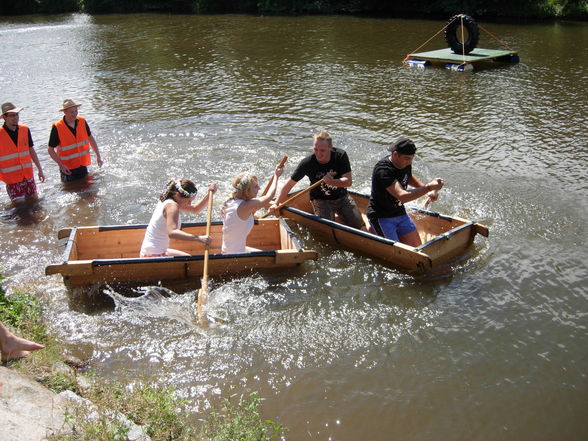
[197,286,209,328]
[197,286,208,311]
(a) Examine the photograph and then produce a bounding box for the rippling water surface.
[1,13,587,441]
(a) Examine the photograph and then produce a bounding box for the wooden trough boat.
[278,190,489,271]
[45,218,318,290]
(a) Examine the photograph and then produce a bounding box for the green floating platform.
[407,47,519,69]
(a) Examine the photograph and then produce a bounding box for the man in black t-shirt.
[274,131,364,229]
[366,137,444,247]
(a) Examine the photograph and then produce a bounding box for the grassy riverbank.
[0,279,285,440]
[1,0,587,20]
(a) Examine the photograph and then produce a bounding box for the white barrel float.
[445,63,474,72]
[405,59,431,68]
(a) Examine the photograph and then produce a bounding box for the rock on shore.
[0,365,152,441]
[0,366,69,441]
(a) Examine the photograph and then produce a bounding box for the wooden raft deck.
[406,47,519,68]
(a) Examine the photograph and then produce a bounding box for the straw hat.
[2,102,23,115]
[60,99,82,112]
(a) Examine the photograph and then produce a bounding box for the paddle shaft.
[201,194,213,287]
[261,178,325,219]
[197,189,214,317]
[260,155,288,197]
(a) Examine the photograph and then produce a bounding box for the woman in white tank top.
[221,166,283,254]
[140,179,217,257]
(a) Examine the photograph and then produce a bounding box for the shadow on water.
[68,281,241,329]
[66,267,317,329]
[102,284,233,335]
[60,173,100,200]
[104,285,197,325]
[67,283,185,314]
[67,284,116,313]
[0,198,48,226]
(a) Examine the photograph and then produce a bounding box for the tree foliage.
[0,0,79,15]
[1,0,586,19]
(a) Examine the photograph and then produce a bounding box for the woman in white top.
[140,179,217,257]
[221,166,283,254]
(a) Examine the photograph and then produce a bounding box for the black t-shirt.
[2,124,34,147]
[48,117,92,148]
[291,147,351,200]
[366,156,411,219]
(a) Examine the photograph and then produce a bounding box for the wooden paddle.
[197,189,214,326]
[260,155,288,197]
[261,178,325,219]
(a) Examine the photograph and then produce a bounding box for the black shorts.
[61,166,88,182]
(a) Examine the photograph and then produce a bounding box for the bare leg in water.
[0,321,44,361]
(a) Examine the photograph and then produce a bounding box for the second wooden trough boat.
[45,218,318,290]
[278,190,489,271]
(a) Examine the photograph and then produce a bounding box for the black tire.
[444,14,479,55]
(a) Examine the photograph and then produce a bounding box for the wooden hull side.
[55,253,280,289]
[283,207,431,270]
[280,190,488,270]
[45,218,317,289]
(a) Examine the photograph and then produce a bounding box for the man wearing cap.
[0,102,45,201]
[47,99,103,182]
[273,131,364,230]
[367,137,444,246]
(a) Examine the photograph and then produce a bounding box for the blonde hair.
[313,131,332,146]
[222,173,258,216]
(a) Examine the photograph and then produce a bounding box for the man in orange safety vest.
[47,99,103,182]
[0,102,45,201]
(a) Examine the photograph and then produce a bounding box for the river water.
[1,13,587,440]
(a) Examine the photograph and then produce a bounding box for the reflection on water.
[1,13,587,441]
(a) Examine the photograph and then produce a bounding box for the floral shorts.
[6,177,37,201]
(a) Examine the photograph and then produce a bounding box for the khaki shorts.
[310,194,364,229]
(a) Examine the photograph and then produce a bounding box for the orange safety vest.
[54,116,91,169]
[0,124,33,185]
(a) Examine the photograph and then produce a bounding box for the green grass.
[200,391,287,441]
[51,383,286,441]
[0,278,47,342]
[50,380,198,441]
[0,279,75,392]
